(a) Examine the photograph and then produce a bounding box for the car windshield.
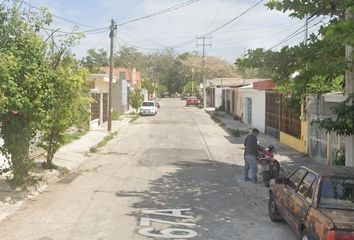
[319,177,354,210]
[142,102,154,107]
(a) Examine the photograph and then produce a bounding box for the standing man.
[244,128,259,183]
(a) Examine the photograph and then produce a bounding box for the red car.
[186,97,198,106]
[269,165,354,240]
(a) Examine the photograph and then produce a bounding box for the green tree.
[157,84,168,98]
[82,48,108,73]
[183,81,200,97]
[38,55,90,169]
[114,46,145,70]
[129,89,143,112]
[141,79,156,99]
[237,1,352,113]
[0,2,52,185]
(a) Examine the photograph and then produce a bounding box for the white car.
[139,101,158,116]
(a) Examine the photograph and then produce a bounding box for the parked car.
[186,96,198,106]
[181,93,188,100]
[269,165,354,240]
[139,101,157,116]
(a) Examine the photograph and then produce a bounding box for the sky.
[26,0,319,63]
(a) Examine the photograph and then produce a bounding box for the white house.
[238,84,266,133]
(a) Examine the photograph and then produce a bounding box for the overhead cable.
[42,26,110,36]
[117,36,162,51]
[117,0,200,26]
[203,0,264,36]
[268,17,326,50]
[22,0,100,29]
[120,26,166,47]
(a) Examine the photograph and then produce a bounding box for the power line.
[268,16,326,50]
[170,0,264,49]
[207,0,224,30]
[117,36,162,51]
[22,0,99,29]
[214,22,304,46]
[119,26,166,47]
[204,0,264,36]
[92,30,110,49]
[42,26,110,36]
[117,0,200,26]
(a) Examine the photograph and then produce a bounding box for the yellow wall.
[279,103,308,154]
[280,132,306,153]
[301,103,309,154]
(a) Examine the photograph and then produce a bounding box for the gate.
[91,93,100,123]
[103,93,108,123]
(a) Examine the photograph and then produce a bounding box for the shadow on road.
[116,160,288,239]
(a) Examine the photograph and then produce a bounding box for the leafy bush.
[332,148,345,166]
[228,128,249,137]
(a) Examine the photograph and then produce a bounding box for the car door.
[287,171,317,236]
[279,168,307,229]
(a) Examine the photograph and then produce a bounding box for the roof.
[301,164,354,178]
[253,79,275,90]
[207,78,268,87]
[88,74,118,82]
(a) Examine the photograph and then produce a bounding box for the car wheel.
[301,230,310,240]
[269,193,283,222]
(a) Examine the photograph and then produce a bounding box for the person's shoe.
[244,178,252,182]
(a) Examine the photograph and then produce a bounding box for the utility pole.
[108,19,117,132]
[192,66,195,96]
[51,30,55,57]
[197,35,212,108]
[242,48,246,86]
[304,14,309,43]
[345,10,354,166]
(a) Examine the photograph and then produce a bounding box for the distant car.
[269,165,354,240]
[186,96,198,106]
[139,101,157,116]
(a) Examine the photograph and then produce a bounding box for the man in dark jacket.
[244,128,259,183]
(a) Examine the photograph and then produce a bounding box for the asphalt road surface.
[0,98,298,240]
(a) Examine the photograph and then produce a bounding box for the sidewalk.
[211,110,317,174]
[0,117,130,222]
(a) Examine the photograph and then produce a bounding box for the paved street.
[0,98,297,240]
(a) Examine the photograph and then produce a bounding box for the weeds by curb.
[129,114,139,123]
[227,128,249,137]
[89,131,118,153]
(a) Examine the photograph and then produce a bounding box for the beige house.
[87,74,116,127]
[207,78,258,109]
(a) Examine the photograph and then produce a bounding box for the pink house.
[99,67,141,89]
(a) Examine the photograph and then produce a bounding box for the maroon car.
[186,96,198,106]
[269,165,354,240]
